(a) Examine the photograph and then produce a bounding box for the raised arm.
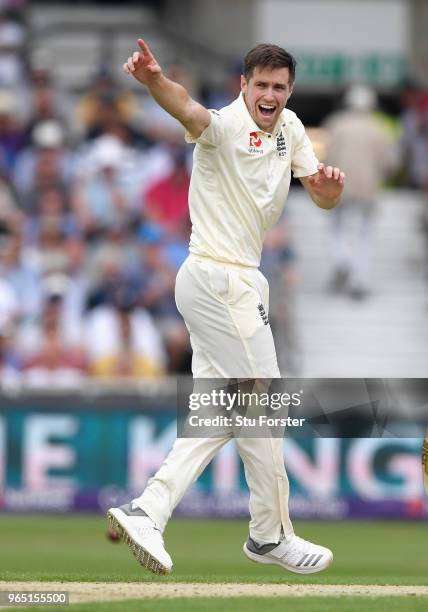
[123,38,211,139]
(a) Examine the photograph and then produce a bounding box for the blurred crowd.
[0,5,198,385]
[0,5,427,385]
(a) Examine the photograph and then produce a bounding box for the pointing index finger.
[137,38,152,57]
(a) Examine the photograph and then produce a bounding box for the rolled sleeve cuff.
[184,110,222,146]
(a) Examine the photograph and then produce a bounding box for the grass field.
[1,515,427,610]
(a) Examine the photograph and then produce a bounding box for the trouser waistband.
[188,252,258,271]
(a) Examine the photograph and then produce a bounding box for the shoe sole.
[243,543,333,575]
[107,510,171,575]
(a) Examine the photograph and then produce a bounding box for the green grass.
[7,598,428,612]
[0,516,427,586]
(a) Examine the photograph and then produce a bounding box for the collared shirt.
[185,93,318,267]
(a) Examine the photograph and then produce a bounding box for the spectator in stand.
[143,145,190,234]
[323,84,396,300]
[127,223,191,372]
[76,67,153,150]
[85,242,130,308]
[0,89,25,176]
[24,207,72,277]
[0,171,22,232]
[72,134,144,240]
[400,79,428,233]
[62,236,90,336]
[85,275,166,379]
[21,47,76,139]
[24,86,68,144]
[17,273,87,377]
[22,285,87,386]
[25,185,79,241]
[0,8,25,90]
[76,65,139,142]
[135,224,176,314]
[0,229,42,323]
[0,322,21,385]
[0,269,18,333]
[400,80,428,186]
[13,120,74,209]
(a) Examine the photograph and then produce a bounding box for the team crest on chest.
[248,131,264,154]
[276,132,287,157]
[257,303,269,326]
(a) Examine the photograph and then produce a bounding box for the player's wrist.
[146,72,166,91]
[315,195,340,210]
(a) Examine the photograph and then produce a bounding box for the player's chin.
[257,115,273,131]
[258,111,279,131]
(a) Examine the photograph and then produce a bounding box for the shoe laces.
[134,519,164,543]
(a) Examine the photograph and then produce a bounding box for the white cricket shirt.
[185,93,318,267]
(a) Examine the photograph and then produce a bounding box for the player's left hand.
[307,162,345,203]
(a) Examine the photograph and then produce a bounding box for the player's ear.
[240,74,247,93]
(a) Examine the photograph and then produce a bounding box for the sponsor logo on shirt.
[248,131,264,155]
[249,131,262,147]
[276,133,287,157]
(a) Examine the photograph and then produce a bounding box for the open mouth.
[258,104,276,117]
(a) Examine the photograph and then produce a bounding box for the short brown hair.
[244,44,296,83]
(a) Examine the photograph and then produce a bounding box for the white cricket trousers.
[133,254,293,544]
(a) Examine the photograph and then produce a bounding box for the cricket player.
[108,39,345,576]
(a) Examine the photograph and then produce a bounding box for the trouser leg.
[236,436,293,543]
[349,207,374,291]
[331,203,350,272]
[133,434,230,532]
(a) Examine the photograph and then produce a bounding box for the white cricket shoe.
[107,503,172,575]
[243,533,333,574]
